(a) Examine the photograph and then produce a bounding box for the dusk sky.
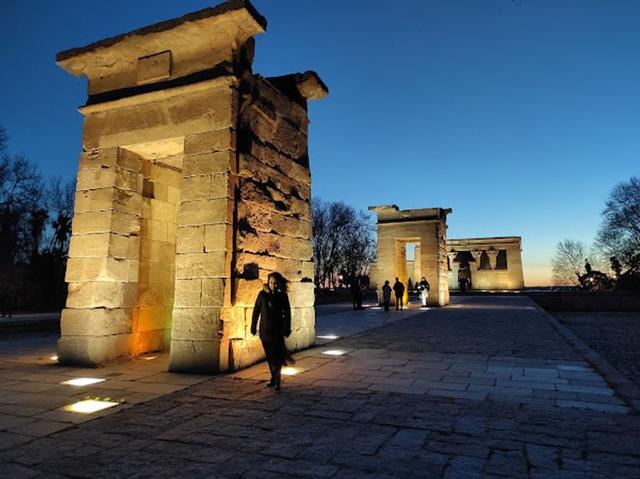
[1,0,639,285]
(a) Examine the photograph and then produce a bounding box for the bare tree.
[0,153,44,265]
[597,176,640,271]
[312,199,375,288]
[552,239,586,286]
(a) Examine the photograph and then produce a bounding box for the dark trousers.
[261,338,285,383]
[395,295,403,310]
[383,299,390,311]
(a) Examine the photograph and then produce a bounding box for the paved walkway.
[1,296,640,478]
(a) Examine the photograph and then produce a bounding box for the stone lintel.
[56,0,266,97]
[369,204,452,224]
[78,76,238,115]
[57,0,266,64]
[447,236,522,251]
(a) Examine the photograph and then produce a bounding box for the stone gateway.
[56,0,327,372]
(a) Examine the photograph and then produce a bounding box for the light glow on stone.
[61,378,106,387]
[281,366,302,376]
[141,355,158,360]
[50,355,58,361]
[63,399,119,414]
[316,335,339,340]
[322,349,347,356]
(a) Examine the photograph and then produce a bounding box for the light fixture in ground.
[281,366,303,376]
[63,399,119,414]
[61,378,106,387]
[316,335,339,340]
[141,355,158,360]
[50,355,58,361]
[322,349,347,356]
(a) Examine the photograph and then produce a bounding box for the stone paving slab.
[1,296,640,477]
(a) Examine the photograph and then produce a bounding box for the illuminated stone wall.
[56,0,327,372]
[447,237,525,290]
[369,206,451,307]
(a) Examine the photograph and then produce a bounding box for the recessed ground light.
[316,335,340,340]
[322,350,347,356]
[63,399,119,414]
[370,306,382,310]
[50,355,58,361]
[281,367,302,376]
[141,355,158,360]
[61,378,106,387]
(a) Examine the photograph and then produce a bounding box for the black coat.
[251,287,292,341]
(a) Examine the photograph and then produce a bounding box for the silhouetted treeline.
[312,199,375,289]
[0,127,74,315]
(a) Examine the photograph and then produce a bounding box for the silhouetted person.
[418,277,430,307]
[251,272,291,391]
[350,275,363,310]
[382,280,392,311]
[393,278,405,311]
[407,278,413,292]
[585,259,592,274]
[458,277,467,293]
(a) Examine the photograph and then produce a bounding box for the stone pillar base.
[57,334,132,367]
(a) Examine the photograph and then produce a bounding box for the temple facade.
[446,237,524,291]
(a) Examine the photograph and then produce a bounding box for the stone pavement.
[1,296,640,478]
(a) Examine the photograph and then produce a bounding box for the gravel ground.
[554,311,640,385]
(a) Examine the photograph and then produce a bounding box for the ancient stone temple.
[56,0,327,372]
[369,205,452,307]
[447,237,524,291]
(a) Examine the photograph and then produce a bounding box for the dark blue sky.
[1,0,639,284]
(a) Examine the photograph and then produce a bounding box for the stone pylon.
[56,0,327,372]
[369,205,452,307]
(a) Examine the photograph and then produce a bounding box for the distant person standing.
[393,278,405,311]
[418,276,430,307]
[458,277,467,293]
[350,275,363,310]
[382,280,392,311]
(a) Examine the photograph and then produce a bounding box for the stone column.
[394,240,409,306]
[447,251,459,289]
[58,147,143,366]
[487,249,499,270]
[169,124,236,373]
[470,250,483,271]
[413,244,422,281]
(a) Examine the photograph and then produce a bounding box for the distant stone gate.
[56,0,327,372]
[369,205,452,307]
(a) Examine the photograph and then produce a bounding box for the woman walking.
[251,272,292,391]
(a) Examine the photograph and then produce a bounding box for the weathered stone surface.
[238,203,310,239]
[244,141,310,185]
[58,333,132,366]
[239,154,311,200]
[60,308,133,336]
[68,233,131,259]
[238,230,312,260]
[66,281,137,309]
[171,307,221,341]
[239,179,309,219]
[182,151,234,176]
[175,251,227,279]
[65,256,132,282]
[184,128,235,155]
[177,198,230,226]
